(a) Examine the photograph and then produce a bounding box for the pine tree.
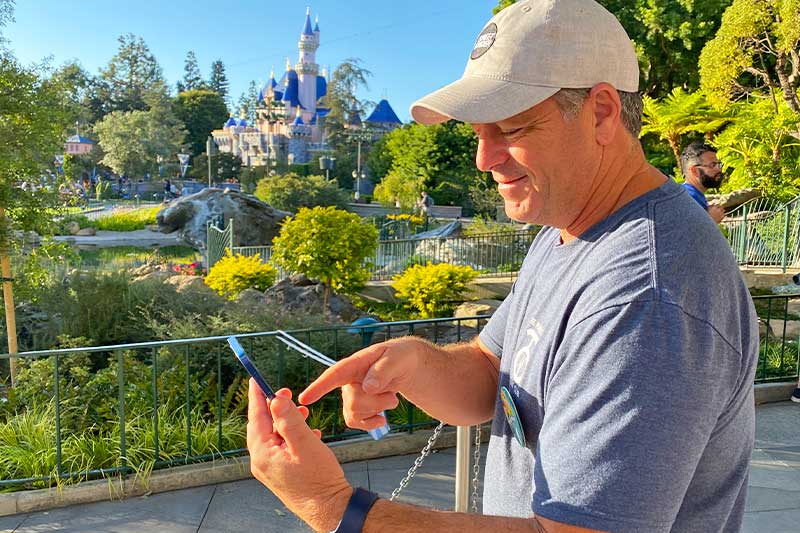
[182,51,204,91]
[236,80,259,123]
[208,59,229,101]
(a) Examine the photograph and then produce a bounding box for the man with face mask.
[680,142,726,223]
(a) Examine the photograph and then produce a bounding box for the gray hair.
[552,88,643,138]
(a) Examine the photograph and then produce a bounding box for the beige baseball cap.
[410,0,639,125]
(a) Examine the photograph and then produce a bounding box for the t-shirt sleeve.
[532,300,740,532]
[478,283,515,357]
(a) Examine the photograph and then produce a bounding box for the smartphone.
[227,336,276,399]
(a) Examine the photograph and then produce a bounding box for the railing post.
[454,426,471,512]
[117,349,127,471]
[54,353,63,478]
[782,205,791,273]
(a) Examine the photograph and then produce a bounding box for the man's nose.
[475,136,509,172]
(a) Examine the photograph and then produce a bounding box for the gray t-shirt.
[479,179,758,532]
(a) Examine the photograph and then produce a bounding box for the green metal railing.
[722,196,800,271]
[0,315,490,489]
[753,293,800,383]
[230,229,537,281]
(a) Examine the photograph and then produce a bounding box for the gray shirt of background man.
[479,178,758,532]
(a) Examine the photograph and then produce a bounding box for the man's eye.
[501,128,523,138]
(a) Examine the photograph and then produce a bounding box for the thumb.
[270,394,318,452]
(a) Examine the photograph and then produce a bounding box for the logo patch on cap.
[470,23,497,60]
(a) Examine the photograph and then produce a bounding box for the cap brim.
[410,76,560,125]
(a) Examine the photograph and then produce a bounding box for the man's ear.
[588,83,622,146]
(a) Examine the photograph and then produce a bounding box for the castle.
[212,8,402,167]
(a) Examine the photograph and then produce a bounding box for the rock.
[75,227,97,236]
[235,288,267,307]
[707,188,761,210]
[155,188,290,252]
[164,275,219,299]
[65,221,81,235]
[131,270,173,284]
[146,224,160,232]
[262,276,361,323]
[454,299,502,328]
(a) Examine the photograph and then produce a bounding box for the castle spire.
[302,7,314,35]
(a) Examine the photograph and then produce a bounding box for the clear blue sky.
[5,0,497,122]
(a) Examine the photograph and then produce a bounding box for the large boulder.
[262,274,362,323]
[155,188,290,251]
[707,188,761,210]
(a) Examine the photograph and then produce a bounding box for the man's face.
[693,151,724,190]
[472,97,599,227]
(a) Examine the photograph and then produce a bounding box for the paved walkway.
[1,402,799,532]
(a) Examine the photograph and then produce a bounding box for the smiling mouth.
[496,175,526,185]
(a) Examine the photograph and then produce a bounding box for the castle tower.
[297,7,320,118]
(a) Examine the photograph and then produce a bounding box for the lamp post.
[352,169,366,201]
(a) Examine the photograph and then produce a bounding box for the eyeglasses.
[696,162,722,170]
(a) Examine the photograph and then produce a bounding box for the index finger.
[298,346,385,405]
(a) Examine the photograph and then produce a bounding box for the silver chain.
[471,424,482,513]
[389,421,445,501]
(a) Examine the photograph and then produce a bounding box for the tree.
[173,89,229,156]
[0,44,71,384]
[95,34,169,114]
[188,152,242,183]
[373,121,485,209]
[47,61,101,128]
[319,59,375,187]
[94,106,186,178]
[253,173,349,212]
[181,51,204,92]
[640,88,731,173]
[208,59,229,101]
[236,80,260,124]
[700,0,800,115]
[271,206,378,308]
[713,96,800,199]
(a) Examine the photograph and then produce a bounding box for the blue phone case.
[227,336,275,399]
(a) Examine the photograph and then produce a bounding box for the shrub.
[271,207,378,307]
[392,262,478,318]
[204,251,277,300]
[254,172,349,212]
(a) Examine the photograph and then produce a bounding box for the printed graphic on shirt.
[511,318,544,384]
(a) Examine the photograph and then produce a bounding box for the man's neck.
[685,175,706,194]
[560,142,666,244]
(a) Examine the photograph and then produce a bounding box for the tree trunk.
[669,136,682,174]
[0,207,18,387]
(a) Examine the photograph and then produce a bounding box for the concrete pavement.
[1,402,799,532]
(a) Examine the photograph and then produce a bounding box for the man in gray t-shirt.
[479,178,757,531]
[243,2,759,532]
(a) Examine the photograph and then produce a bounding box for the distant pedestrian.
[680,142,726,223]
[416,191,434,216]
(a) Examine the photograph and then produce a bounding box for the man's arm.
[249,380,604,533]
[300,336,500,428]
[365,500,603,532]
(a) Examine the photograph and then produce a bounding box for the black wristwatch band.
[332,487,380,533]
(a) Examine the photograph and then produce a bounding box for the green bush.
[272,207,378,304]
[254,172,349,212]
[392,262,478,318]
[204,251,277,300]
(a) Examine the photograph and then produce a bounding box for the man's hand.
[299,337,428,431]
[247,380,352,532]
[708,204,725,223]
